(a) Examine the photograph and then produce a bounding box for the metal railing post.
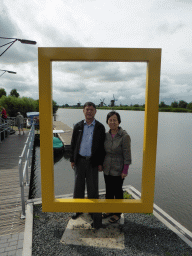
[18,122,35,219]
[0,120,2,143]
[25,141,29,185]
[19,157,26,218]
[0,117,12,141]
[3,120,6,139]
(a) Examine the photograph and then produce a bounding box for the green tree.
[53,100,59,114]
[178,100,188,109]
[0,96,38,117]
[187,102,192,110]
[159,101,167,108]
[171,101,178,108]
[10,89,20,98]
[0,88,6,98]
[34,99,58,114]
[0,96,59,117]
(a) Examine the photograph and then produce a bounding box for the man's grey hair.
[83,102,96,109]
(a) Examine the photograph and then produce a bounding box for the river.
[31,108,192,233]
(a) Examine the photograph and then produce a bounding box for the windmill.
[77,99,81,107]
[110,94,118,107]
[100,98,105,107]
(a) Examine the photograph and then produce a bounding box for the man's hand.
[121,173,127,179]
[98,165,103,172]
[71,162,75,169]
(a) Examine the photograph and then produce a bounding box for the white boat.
[26,112,39,128]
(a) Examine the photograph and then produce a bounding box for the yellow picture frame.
[38,47,161,213]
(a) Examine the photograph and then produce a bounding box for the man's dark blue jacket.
[70,120,105,167]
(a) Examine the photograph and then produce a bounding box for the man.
[16,112,24,135]
[70,102,105,220]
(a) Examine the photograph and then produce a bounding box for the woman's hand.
[121,173,127,179]
[98,165,103,172]
[71,162,75,169]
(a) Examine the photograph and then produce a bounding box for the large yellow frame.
[38,47,161,213]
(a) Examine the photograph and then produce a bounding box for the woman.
[102,111,132,223]
[1,107,7,120]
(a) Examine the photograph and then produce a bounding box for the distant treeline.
[0,95,58,117]
[59,100,192,113]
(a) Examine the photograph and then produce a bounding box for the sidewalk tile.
[16,249,22,256]
[18,233,24,240]
[17,240,23,249]
[0,239,8,244]
[9,241,18,246]
[0,247,5,253]
[0,242,9,248]
[5,245,17,252]
[1,252,8,256]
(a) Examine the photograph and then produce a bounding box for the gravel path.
[32,203,192,256]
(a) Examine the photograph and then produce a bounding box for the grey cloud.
[159,83,169,94]
[159,97,178,105]
[174,73,192,85]
[0,45,38,64]
[175,0,192,3]
[34,23,82,48]
[159,74,192,103]
[85,62,146,83]
[52,61,147,106]
[0,33,38,64]
[56,83,86,92]
[1,80,37,95]
[0,2,37,64]
[54,61,146,84]
[0,3,19,38]
[157,22,185,35]
[60,62,108,73]
[159,76,173,94]
[98,66,129,82]
[178,49,192,63]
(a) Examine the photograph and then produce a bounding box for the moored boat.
[26,112,39,129]
[53,136,64,152]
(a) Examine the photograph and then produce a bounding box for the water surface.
[32,108,192,232]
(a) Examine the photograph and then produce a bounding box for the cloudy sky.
[1,0,192,106]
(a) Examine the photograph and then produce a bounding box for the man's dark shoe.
[71,212,83,220]
[89,213,94,219]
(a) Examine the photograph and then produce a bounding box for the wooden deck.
[0,130,31,236]
[53,121,73,149]
[0,122,71,236]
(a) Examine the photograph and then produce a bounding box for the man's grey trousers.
[73,156,99,199]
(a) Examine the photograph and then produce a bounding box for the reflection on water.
[30,108,192,233]
[30,145,106,199]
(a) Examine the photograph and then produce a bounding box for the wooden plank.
[0,131,32,236]
[53,121,73,149]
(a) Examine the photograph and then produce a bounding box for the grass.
[59,106,192,113]
[165,252,190,256]
[142,212,154,216]
[123,191,154,216]
[34,214,40,219]
[123,191,132,199]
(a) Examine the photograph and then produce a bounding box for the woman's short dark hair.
[106,111,121,124]
[83,102,96,109]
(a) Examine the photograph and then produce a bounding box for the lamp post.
[0,37,37,57]
[0,69,17,77]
